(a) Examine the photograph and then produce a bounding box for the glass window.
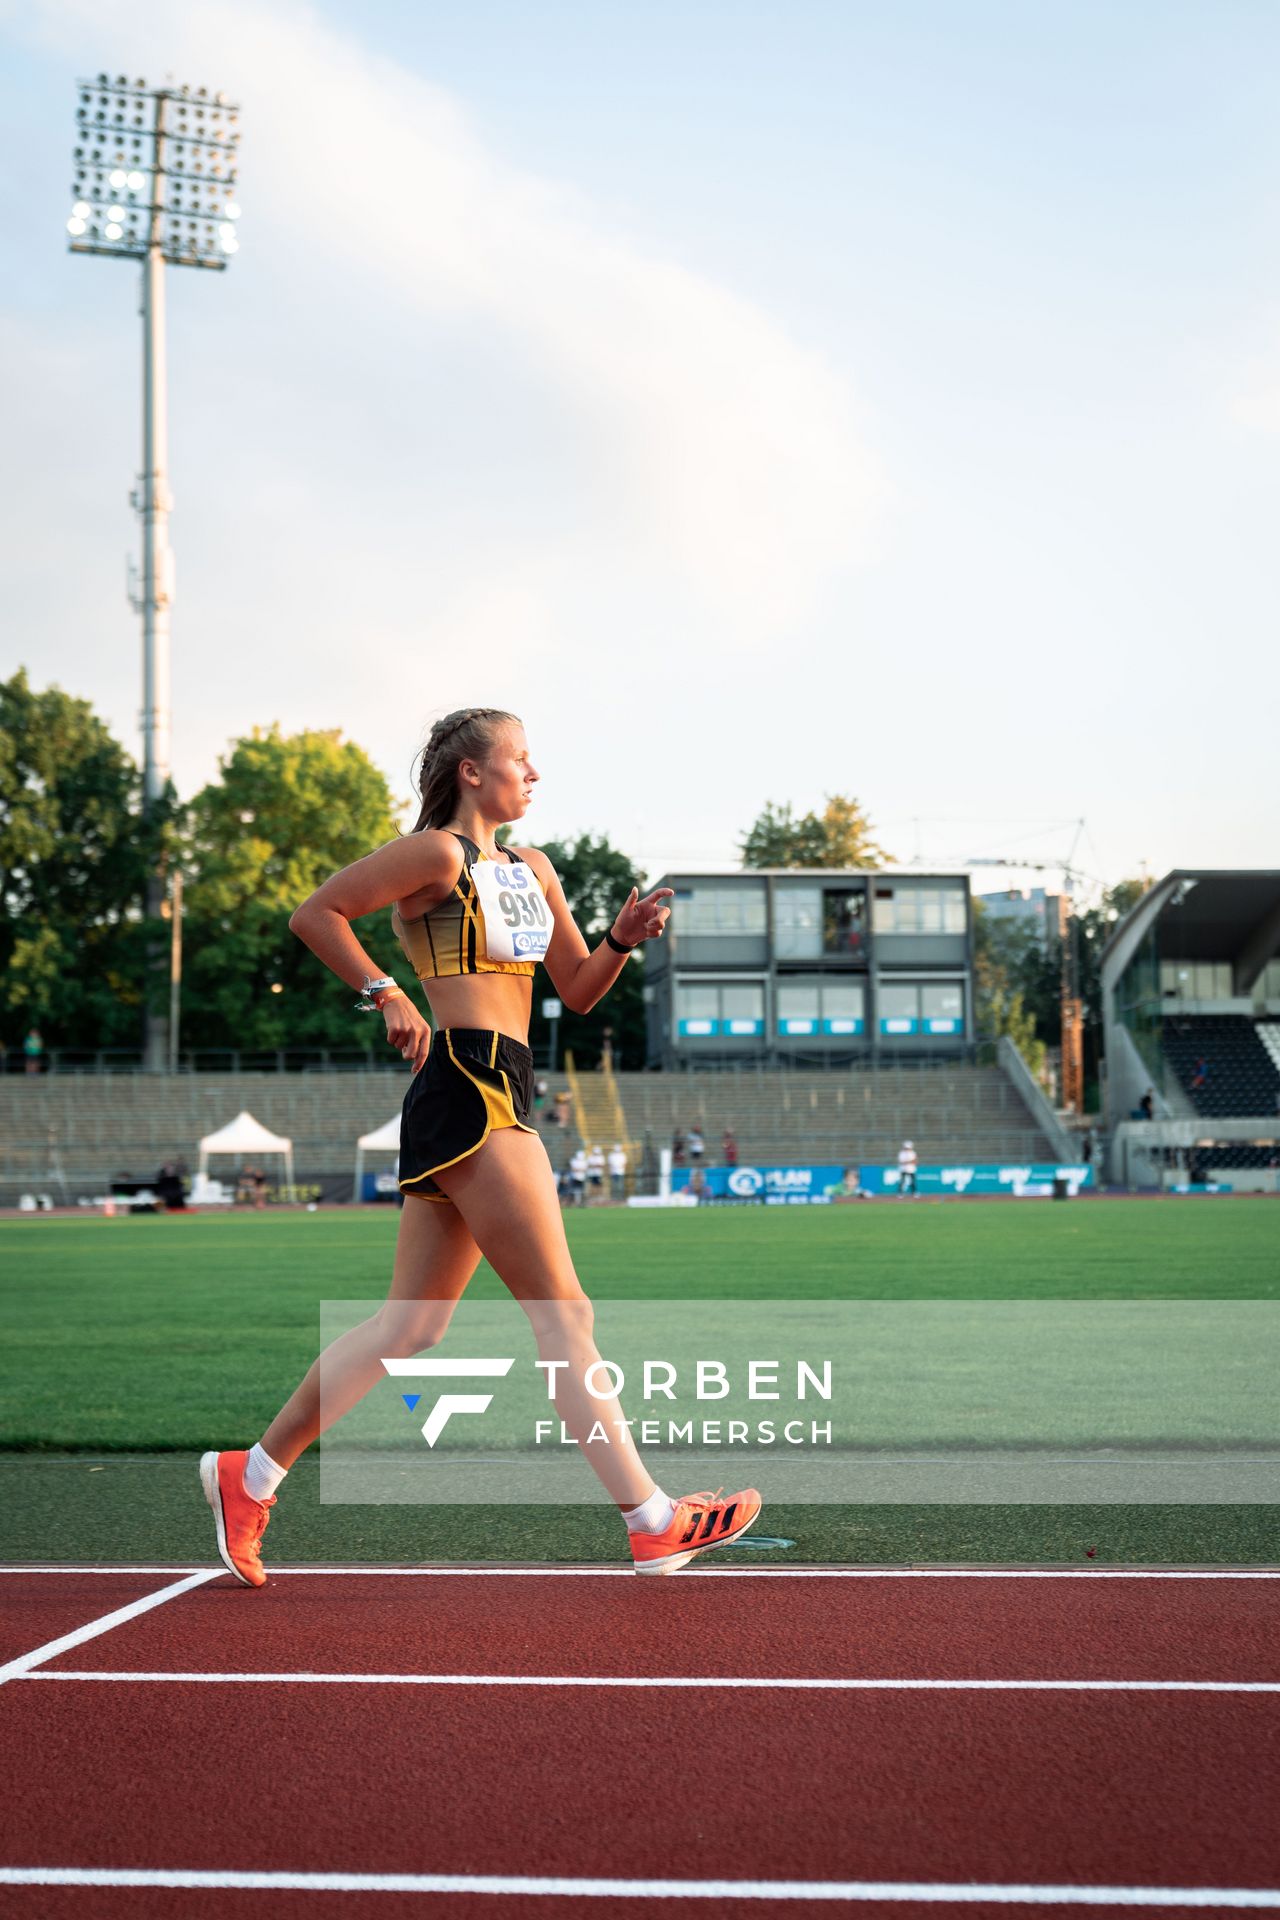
[675,883,766,936]
[879,983,919,1034]
[721,983,765,1036]
[821,978,865,1035]
[822,887,867,956]
[776,980,819,1036]
[676,982,719,1036]
[774,887,821,960]
[873,887,967,935]
[921,982,964,1034]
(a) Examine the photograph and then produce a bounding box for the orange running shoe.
[199,1450,274,1588]
[630,1487,762,1577]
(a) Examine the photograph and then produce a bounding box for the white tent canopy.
[354,1115,401,1204]
[198,1110,295,1199]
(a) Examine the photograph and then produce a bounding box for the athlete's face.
[483,724,539,818]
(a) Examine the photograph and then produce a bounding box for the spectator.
[534,1078,548,1116]
[1139,1089,1155,1120]
[1190,1058,1209,1092]
[607,1142,628,1202]
[23,1027,44,1076]
[568,1146,588,1207]
[672,1128,686,1167]
[897,1139,918,1197]
[155,1161,187,1212]
[586,1143,606,1203]
[688,1167,707,1201]
[688,1125,705,1162]
[721,1128,738,1168]
[554,1089,573,1129]
[598,1025,615,1072]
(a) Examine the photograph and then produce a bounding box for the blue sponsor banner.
[672,1162,1096,1202]
[672,1164,843,1202]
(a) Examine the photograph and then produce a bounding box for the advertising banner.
[671,1163,1095,1201]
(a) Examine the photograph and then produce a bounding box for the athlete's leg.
[260,1197,482,1468]
[431,1128,656,1509]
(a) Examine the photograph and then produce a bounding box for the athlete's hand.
[383,992,431,1073]
[612,886,675,947]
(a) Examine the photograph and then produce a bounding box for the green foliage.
[180,726,402,1051]
[0,670,172,1053]
[972,901,1049,1076]
[528,832,647,1068]
[740,795,889,869]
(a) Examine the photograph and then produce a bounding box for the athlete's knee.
[522,1290,594,1344]
[370,1299,455,1358]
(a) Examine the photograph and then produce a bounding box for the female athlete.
[200,707,761,1581]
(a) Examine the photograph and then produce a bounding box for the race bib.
[472,857,553,964]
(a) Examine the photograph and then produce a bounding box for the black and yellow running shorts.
[399,1028,537,1201]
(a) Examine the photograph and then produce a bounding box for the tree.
[526,833,648,1069]
[971,901,1048,1077]
[180,726,401,1052]
[740,795,889,869]
[0,670,170,1054]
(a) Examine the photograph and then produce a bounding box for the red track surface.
[2,1568,1278,1917]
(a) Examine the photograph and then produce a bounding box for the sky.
[2,0,1278,899]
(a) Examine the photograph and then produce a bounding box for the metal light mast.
[67,73,242,1068]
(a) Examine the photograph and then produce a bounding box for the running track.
[1,1566,1278,1917]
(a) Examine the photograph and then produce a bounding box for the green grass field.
[1,1198,1276,1566]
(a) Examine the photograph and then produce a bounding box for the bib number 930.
[472,859,553,964]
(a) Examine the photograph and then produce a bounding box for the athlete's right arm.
[287,832,458,1072]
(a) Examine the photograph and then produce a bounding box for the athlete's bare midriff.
[416,970,534,1043]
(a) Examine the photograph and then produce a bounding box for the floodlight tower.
[67,73,242,1068]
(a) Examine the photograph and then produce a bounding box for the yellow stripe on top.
[392,834,539,983]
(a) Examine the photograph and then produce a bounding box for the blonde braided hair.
[408,707,522,834]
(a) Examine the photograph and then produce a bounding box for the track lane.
[0,1575,173,1665]
[2,1685,1278,1888]
[35,1572,1280,1683]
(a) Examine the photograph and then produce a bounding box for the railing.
[3,1048,403,1076]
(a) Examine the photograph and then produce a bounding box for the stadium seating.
[0,1060,1063,1203]
[1160,1015,1280,1117]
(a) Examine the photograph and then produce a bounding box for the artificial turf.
[1,1199,1276,1565]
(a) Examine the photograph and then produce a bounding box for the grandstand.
[0,1047,1066,1207]
[1102,870,1280,1190]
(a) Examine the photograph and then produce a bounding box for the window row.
[871,886,968,935]
[674,977,966,1039]
[668,881,968,952]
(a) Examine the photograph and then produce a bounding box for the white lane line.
[0,1570,220,1686]
[0,1867,1278,1905]
[20,1671,1280,1692]
[2,1565,1278,1579]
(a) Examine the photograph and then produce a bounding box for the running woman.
[200,708,761,1583]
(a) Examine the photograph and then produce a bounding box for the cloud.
[15,0,881,644]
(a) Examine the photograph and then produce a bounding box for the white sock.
[242,1442,287,1502]
[622,1487,677,1535]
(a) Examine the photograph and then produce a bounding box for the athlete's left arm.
[514,849,673,1015]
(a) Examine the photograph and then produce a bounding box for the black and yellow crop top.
[392,834,540,981]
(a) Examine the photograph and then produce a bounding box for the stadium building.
[642,868,973,1068]
[1102,870,1280,1190]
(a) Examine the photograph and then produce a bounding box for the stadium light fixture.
[66,73,243,1070]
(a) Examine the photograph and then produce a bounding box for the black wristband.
[604,928,635,954]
